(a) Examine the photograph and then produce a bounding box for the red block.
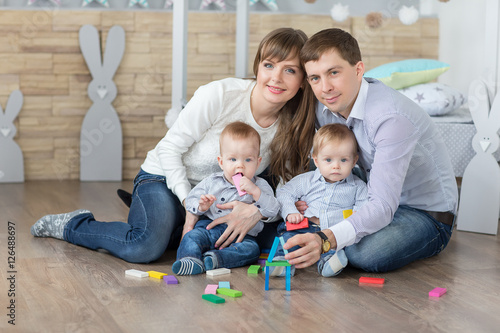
[359,276,385,285]
[286,217,309,231]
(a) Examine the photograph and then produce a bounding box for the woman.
[31,28,316,263]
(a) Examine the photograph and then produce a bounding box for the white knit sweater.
[141,78,279,203]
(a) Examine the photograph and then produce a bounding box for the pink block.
[232,173,246,196]
[429,287,447,297]
[204,284,218,295]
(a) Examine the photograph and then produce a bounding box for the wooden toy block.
[285,266,291,291]
[261,248,270,253]
[248,265,261,275]
[125,269,148,278]
[218,281,230,289]
[217,288,242,297]
[202,294,225,304]
[265,266,270,291]
[359,276,385,285]
[257,259,267,266]
[204,284,218,295]
[278,236,288,255]
[232,173,246,196]
[163,275,178,284]
[343,209,353,219]
[429,287,447,297]
[265,261,291,267]
[286,217,309,231]
[206,268,231,276]
[147,271,168,279]
[259,253,269,259]
[267,237,280,263]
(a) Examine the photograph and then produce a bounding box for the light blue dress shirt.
[315,78,458,249]
[185,171,280,237]
[277,168,368,231]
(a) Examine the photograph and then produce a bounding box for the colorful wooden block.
[217,288,242,297]
[204,284,218,295]
[261,248,270,253]
[265,261,291,267]
[429,287,447,297]
[259,253,269,259]
[278,236,288,255]
[286,217,309,231]
[163,275,178,284]
[257,259,267,266]
[125,269,148,278]
[147,271,167,279]
[267,237,280,263]
[342,209,353,219]
[248,265,261,275]
[219,281,230,289]
[202,294,225,304]
[206,268,231,276]
[232,173,246,196]
[359,276,385,285]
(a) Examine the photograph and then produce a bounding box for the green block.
[247,265,261,275]
[202,294,225,304]
[265,260,291,267]
[217,288,243,297]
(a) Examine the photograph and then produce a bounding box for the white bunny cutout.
[79,25,125,181]
[456,79,500,234]
[0,90,24,183]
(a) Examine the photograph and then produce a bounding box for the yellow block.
[343,209,353,219]
[147,271,168,279]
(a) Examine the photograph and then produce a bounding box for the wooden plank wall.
[0,10,438,180]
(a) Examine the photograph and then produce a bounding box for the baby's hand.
[287,213,304,224]
[238,176,259,197]
[199,194,216,212]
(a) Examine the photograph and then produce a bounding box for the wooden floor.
[1,180,499,333]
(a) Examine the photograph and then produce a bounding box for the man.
[284,28,458,273]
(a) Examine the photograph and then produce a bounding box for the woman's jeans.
[176,220,260,269]
[64,169,185,263]
[274,205,453,273]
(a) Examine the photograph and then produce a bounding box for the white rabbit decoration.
[0,90,24,183]
[79,25,125,181]
[456,79,500,235]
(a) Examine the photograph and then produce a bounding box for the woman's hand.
[206,201,263,249]
[283,230,337,269]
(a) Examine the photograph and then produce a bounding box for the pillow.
[364,59,450,90]
[398,82,466,116]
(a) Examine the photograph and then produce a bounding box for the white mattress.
[431,107,500,177]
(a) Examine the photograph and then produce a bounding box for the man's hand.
[284,229,337,269]
[206,201,263,249]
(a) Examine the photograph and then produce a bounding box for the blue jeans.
[345,205,453,272]
[64,169,185,263]
[177,220,260,269]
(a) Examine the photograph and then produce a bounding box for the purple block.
[163,275,178,284]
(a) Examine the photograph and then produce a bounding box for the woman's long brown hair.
[252,28,316,184]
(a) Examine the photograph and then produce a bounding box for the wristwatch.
[316,231,331,254]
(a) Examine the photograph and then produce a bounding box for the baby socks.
[318,249,348,277]
[172,258,205,275]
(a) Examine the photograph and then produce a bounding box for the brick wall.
[0,10,438,180]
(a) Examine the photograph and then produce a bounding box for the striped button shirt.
[277,168,368,230]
